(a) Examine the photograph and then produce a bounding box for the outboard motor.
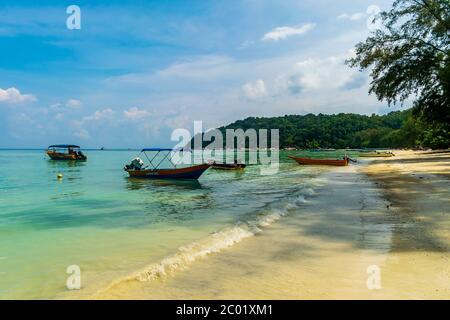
[124,157,144,171]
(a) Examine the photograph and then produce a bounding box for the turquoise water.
[0,149,353,299]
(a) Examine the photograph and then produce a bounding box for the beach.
[0,150,448,299]
[94,150,450,300]
[2,0,448,305]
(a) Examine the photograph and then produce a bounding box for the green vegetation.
[347,0,449,149]
[219,109,425,149]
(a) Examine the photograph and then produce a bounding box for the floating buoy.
[57,173,63,180]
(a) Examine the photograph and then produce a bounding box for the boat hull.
[126,164,210,180]
[211,163,246,170]
[289,156,349,166]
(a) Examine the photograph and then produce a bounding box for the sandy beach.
[94,150,450,300]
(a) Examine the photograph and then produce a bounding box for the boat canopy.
[139,148,190,169]
[48,144,81,149]
[141,148,185,152]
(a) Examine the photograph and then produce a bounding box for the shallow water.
[0,149,354,299]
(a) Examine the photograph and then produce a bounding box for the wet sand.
[96,151,450,299]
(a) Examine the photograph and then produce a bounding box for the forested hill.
[219,109,422,149]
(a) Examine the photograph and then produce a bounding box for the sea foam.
[133,185,316,282]
[94,185,317,297]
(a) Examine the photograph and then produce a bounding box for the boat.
[124,148,210,180]
[289,155,349,166]
[46,145,87,161]
[310,148,336,152]
[359,152,394,158]
[210,161,246,170]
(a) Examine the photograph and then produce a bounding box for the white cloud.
[274,51,367,96]
[156,55,234,80]
[50,99,82,111]
[123,107,151,120]
[54,113,64,120]
[74,128,90,140]
[49,103,62,110]
[238,40,254,50]
[242,80,268,100]
[262,23,315,41]
[338,12,366,21]
[164,114,191,129]
[70,108,114,141]
[83,108,114,122]
[66,99,82,108]
[0,87,36,104]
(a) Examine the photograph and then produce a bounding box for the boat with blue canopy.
[46,145,87,161]
[124,148,210,180]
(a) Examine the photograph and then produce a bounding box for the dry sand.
[359,150,450,299]
[96,150,450,300]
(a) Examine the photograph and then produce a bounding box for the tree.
[214,110,417,149]
[347,0,449,148]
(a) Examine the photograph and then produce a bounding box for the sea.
[0,149,356,299]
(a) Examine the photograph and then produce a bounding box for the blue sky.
[0,0,400,148]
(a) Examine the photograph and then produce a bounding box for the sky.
[0,0,403,148]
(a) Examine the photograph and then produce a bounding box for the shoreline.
[360,151,450,299]
[91,150,449,300]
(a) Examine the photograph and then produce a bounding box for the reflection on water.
[125,178,204,191]
[49,191,84,201]
[210,169,247,180]
[149,191,216,218]
[46,159,87,168]
[125,179,215,219]
[128,178,216,220]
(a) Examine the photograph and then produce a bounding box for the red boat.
[124,148,210,180]
[289,155,349,166]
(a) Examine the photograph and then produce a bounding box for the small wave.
[133,186,316,282]
[302,187,316,196]
[295,195,307,205]
[94,186,317,297]
[255,202,296,226]
[136,226,253,281]
[94,226,254,296]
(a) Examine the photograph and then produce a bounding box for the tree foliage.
[347,0,449,148]
[219,110,422,149]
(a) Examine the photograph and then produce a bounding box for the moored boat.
[124,148,210,180]
[127,163,211,179]
[359,152,394,158]
[310,148,336,152]
[210,161,246,170]
[46,145,87,161]
[289,155,349,166]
